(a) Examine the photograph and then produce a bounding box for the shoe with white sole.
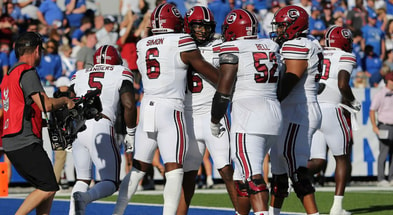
[330,208,352,215]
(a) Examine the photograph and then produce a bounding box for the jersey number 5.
[88,72,104,93]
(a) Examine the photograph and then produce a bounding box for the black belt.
[381,123,393,126]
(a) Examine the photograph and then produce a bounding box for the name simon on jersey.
[146,38,164,46]
[255,44,269,50]
[87,65,114,72]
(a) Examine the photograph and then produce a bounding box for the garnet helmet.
[324,25,353,52]
[151,3,183,34]
[221,9,258,42]
[270,5,309,45]
[184,6,216,45]
[94,45,123,65]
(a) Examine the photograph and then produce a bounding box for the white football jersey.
[220,38,283,134]
[219,38,282,101]
[280,36,323,104]
[318,47,357,104]
[137,33,197,100]
[71,64,134,123]
[184,39,221,114]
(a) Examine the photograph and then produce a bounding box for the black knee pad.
[270,174,289,198]
[291,167,315,199]
[235,180,249,197]
[247,178,268,195]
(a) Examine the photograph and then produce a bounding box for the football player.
[211,8,283,215]
[113,3,219,215]
[308,26,360,215]
[69,45,137,215]
[269,5,323,215]
[179,6,238,215]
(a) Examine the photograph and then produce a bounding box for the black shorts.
[6,143,59,192]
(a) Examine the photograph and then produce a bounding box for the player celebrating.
[69,45,137,215]
[210,8,283,215]
[269,5,323,215]
[113,3,219,215]
[179,6,238,215]
[308,26,360,215]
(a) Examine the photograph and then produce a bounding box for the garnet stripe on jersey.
[339,56,356,63]
[282,46,309,54]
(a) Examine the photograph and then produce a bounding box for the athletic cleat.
[329,208,352,215]
[73,191,88,215]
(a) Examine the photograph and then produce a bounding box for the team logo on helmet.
[226,12,237,24]
[287,9,300,20]
[186,7,195,16]
[341,29,351,38]
[172,7,181,18]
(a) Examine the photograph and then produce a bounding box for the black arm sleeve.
[277,72,300,102]
[211,92,231,122]
[119,80,134,95]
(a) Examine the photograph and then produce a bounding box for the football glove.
[350,99,362,112]
[210,122,226,138]
[124,127,136,153]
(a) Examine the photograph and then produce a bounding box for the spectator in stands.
[376,7,389,31]
[36,39,63,86]
[321,2,335,28]
[5,2,25,26]
[75,29,97,70]
[36,0,64,28]
[95,15,119,48]
[366,0,377,19]
[0,5,18,47]
[261,0,281,37]
[119,0,145,19]
[346,0,367,34]
[208,0,232,38]
[369,72,393,187]
[361,11,385,60]
[309,5,326,42]
[385,19,393,51]
[0,47,9,80]
[59,44,76,79]
[65,0,87,35]
[362,45,383,87]
[16,0,39,20]
[117,10,140,73]
[71,16,92,47]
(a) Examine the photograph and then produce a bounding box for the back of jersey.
[318,47,356,104]
[137,33,197,100]
[71,64,134,122]
[220,39,281,101]
[280,36,323,104]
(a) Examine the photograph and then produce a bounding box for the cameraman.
[68,45,137,215]
[0,32,75,214]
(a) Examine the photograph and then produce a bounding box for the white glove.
[210,122,226,138]
[124,127,136,153]
[350,100,362,112]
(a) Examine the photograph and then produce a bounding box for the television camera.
[48,89,103,150]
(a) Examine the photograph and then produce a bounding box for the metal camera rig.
[47,89,103,151]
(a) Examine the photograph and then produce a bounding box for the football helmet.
[151,3,183,34]
[221,9,258,42]
[94,45,123,65]
[184,6,216,45]
[270,5,309,45]
[324,25,353,52]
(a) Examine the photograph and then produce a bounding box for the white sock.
[69,181,89,215]
[331,195,344,209]
[269,206,281,215]
[88,180,117,202]
[308,213,319,215]
[254,211,268,215]
[113,167,145,215]
[163,168,184,215]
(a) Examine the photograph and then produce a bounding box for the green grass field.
[58,189,393,214]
